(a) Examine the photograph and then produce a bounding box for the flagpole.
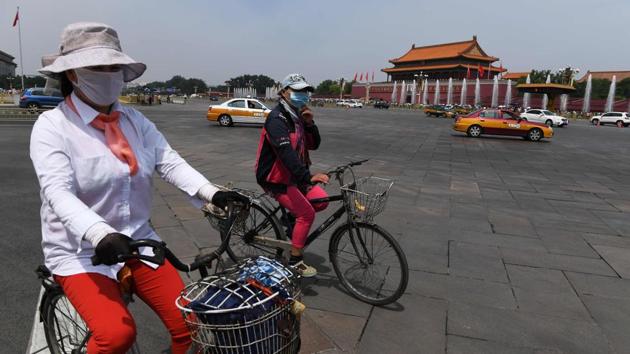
[17,6,25,90]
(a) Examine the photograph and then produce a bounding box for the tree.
[316,80,336,95]
[344,80,354,95]
[0,74,46,90]
[572,78,614,99]
[328,84,341,95]
[519,69,574,85]
[618,78,630,99]
[224,74,276,96]
[527,70,553,84]
[138,75,208,95]
[314,79,353,96]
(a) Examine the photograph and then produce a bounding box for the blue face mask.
[289,91,310,108]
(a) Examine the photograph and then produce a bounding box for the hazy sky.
[1,0,628,85]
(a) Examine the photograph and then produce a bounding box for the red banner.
[12,9,19,27]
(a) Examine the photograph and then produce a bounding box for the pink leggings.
[274,185,329,248]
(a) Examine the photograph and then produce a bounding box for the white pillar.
[399,80,406,104]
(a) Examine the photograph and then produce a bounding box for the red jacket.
[255,103,320,193]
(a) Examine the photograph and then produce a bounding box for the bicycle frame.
[246,161,369,253]
[253,192,376,267]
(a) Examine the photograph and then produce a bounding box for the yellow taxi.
[207,98,271,126]
[423,105,455,118]
[453,109,553,142]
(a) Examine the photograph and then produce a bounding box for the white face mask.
[73,68,125,106]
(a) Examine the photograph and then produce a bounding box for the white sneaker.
[291,260,317,278]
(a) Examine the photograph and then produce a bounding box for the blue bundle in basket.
[186,280,273,324]
[236,257,295,301]
[184,257,298,353]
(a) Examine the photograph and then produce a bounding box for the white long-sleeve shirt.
[30,93,218,280]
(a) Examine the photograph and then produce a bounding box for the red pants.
[274,185,328,248]
[55,259,191,354]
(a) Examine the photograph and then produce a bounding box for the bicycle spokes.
[348,226,375,265]
[49,294,89,353]
[330,224,408,305]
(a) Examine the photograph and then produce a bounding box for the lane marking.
[26,287,50,354]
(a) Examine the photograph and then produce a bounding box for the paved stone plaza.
[7,101,630,353]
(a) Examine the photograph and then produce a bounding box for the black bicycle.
[36,202,302,354]
[221,159,409,306]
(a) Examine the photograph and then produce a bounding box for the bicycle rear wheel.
[329,223,408,306]
[43,290,89,354]
[222,203,285,262]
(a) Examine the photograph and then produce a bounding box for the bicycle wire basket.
[205,203,251,235]
[177,257,302,353]
[203,187,262,235]
[341,176,394,222]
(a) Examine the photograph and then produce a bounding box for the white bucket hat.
[39,22,146,82]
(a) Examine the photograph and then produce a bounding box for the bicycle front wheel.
[329,223,408,306]
[223,203,285,262]
[43,290,90,354]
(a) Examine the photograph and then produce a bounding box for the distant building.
[502,72,529,81]
[353,37,629,111]
[0,50,17,76]
[577,70,630,83]
[382,36,506,81]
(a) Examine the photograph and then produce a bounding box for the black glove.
[94,233,132,266]
[211,191,249,209]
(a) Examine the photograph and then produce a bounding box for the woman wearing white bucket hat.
[31,22,245,353]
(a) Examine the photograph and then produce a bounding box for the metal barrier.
[0,94,20,105]
[0,107,45,121]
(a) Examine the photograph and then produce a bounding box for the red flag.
[353,72,357,81]
[365,71,369,82]
[466,66,471,79]
[478,64,484,79]
[372,71,374,82]
[359,72,364,81]
[12,9,19,27]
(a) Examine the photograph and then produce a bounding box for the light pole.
[339,78,345,100]
[414,72,428,104]
[568,67,580,86]
[246,80,254,98]
[556,66,579,86]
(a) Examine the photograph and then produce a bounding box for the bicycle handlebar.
[91,200,248,272]
[326,159,369,176]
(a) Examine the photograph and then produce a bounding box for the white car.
[336,100,349,107]
[520,109,568,127]
[590,112,630,127]
[346,100,363,108]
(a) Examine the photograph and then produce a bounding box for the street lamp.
[414,72,428,104]
[246,80,254,98]
[338,78,345,100]
[555,66,580,86]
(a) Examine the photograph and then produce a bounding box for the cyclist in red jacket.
[255,74,329,277]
